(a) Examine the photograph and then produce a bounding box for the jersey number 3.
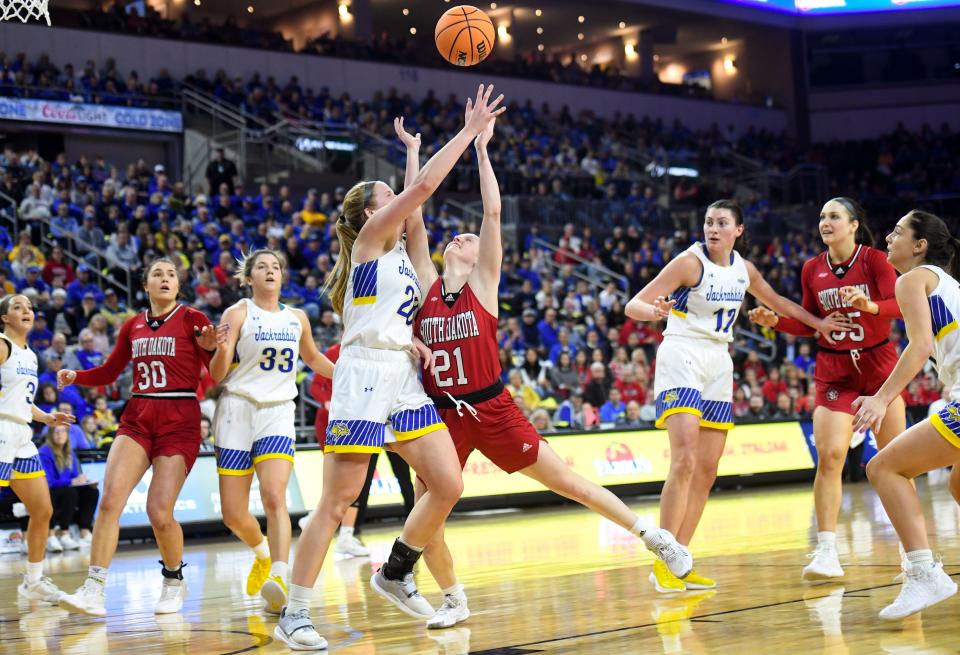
[433,347,468,388]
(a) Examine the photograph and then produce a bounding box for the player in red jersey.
[401,116,692,630]
[749,197,906,581]
[57,258,226,617]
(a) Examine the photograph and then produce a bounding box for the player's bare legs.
[11,476,64,604]
[220,473,260,548]
[867,421,959,618]
[675,428,728,546]
[659,412,703,535]
[60,435,150,616]
[390,430,464,547]
[147,455,189,570]
[88,436,152,568]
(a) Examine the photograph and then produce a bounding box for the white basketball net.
[0,0,50,25]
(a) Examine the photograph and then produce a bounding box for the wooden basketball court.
[2,477,958,654]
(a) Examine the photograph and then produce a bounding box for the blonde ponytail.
[322,181,377,315]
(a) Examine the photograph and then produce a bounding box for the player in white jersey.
[274,84,505,651]
[0,294,75,605]
[853,210,960,620]
[626,200,844,593]
[209,250,334,614]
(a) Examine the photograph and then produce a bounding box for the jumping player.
[626,200,845,593]
[404,115,694,629]
[209,249,334,614]
[749,197,905,581]
[273,84,505,651]
[0,294,75,605]
[853,210,959,619]
[57,258,225,617]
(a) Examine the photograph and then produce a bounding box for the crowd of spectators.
[0,135,943,440]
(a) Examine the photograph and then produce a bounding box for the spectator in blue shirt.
[537,307,560,352]
[73,329,104,370]
[17,265,48,294]
[67,265,104,306]
[549,327,578,365]
[599,388,627,425]
[27,311,53,352]
[50,203,80,240]
[38,425,100,550]
[793,341,816,376]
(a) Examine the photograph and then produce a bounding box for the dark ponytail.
[906,209,960,280]
[0,294,13,333]
[828,197,874,247]
[707,199,750,256]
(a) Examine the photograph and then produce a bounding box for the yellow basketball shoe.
[261,575,288,615]
[246,557,271,596]
[683,569,717,590]
[649,560,686,593]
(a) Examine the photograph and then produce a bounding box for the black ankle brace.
[381,538,422,581]
[160,560,186,580]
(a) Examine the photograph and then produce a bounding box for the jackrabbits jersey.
[663,243,750,343]
[923,265,960,398]
[223,299,302,403]
[0,332,38,424]
[341,240,421,351]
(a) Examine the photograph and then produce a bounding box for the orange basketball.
[435,5,495,67]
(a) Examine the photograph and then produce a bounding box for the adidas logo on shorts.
[522,443,532,453]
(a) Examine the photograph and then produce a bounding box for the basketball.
[434,5,495,67]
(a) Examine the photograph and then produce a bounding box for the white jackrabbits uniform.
[921,265,960,448]
[0,332,43,485]
[214,299,301,475]
[654,243,749,430]
[325,240,444,454]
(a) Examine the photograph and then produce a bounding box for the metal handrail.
[530,237,630,300]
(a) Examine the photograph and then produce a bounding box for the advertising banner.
[82,456,306,528]
[0,96,183,133]
[294,421,816,509]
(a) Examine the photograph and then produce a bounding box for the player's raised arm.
[394,116,438,291]
[470,115,501,311]
[354,84,504,257]
[625,254,702,322]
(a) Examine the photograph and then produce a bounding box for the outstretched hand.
[195,323,229,351]
[652,296,676,320]
[464,84,506,137]
[474,114,496,151]
[57,369,77,390]
[393,116,421,151]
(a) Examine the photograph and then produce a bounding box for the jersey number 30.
[136,361,167,390]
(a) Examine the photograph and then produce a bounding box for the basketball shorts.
[120,397,203,473]
[814,342,898,415]
[0,417,43,486]
[931,400,960,449]
[653,336,734,430]
[325,345,446,454]
[213,393,296,476]
[439,388,545,474]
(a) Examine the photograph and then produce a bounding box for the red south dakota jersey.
[415,280,500,397]
[74,304,213,396]
[777,245,900,350]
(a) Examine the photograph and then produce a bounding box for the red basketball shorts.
[439,389,545,473]
[120,397,203,473]
[814,342,899,415]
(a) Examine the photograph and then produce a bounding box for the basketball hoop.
[0,0,51,26]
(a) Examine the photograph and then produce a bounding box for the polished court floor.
[2,476,959,655]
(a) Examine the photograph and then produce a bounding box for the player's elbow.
[912,338,934,359]
[410,173,440,199]
[624,298,644,321]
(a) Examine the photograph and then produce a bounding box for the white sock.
[398,537,424,553]
[287,583,313,613]
[252,538,270,561]
[906,549,934,567]
[26,561,43,584]
[442,583,464,598]
[270,560,289,582]
[817,531,836,546]
[898,542,907,562]
[88,566,108,586]
[339,526,354,539]
[629,516,654,538]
